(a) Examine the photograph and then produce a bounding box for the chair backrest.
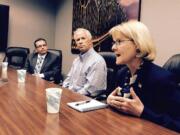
[99,52,119,71]
[99,52,124,96]
[48,49,62,72]
[48,49,63,84]
[3,47,30,69]
[163,54,180,86]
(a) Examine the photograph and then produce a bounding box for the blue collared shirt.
[63,48,107,96]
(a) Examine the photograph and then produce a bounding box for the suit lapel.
[40,53,49,72]
[32,53,38,70]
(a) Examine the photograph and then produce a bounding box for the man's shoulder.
[29,52,37,58]
[86,52,106,66]
[92,51,105,62]
[47,52,60,59]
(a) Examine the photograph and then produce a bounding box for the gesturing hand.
[107,87,144,117]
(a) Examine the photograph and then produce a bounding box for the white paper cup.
[46,88,62,113]
[2,62,8,69]
[17,69,26,83]
[1,62,8,79]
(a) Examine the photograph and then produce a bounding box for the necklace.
[117,61,144,98]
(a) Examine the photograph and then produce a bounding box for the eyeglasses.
[36,44,47,48]
[112,39,133,46]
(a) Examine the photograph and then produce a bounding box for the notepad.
[67,99,108,112]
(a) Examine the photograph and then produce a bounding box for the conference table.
[0,68,178,135]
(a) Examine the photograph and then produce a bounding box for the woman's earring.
[136,49,148,58]
[136,49,142,58]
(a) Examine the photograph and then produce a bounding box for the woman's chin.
[116,60,123,65]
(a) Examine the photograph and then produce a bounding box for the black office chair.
[98,52,124,99]
[163,54,180,86]
[3,47,30,69]
[48,49,63,84]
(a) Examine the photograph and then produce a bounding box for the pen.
[75,100,91,106]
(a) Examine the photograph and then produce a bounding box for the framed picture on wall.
[71,0,141,54]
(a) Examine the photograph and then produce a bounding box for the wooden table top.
[0,68,178,135]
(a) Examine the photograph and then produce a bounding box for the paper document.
[67,99,108,112]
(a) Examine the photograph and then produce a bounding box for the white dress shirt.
[63,48,107,96]
[34,54,47,78]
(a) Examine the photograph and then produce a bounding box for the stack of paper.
[67,99,108,112]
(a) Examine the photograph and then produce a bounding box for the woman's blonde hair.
[109,20,156,61]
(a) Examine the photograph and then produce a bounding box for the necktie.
[35,56,43,74]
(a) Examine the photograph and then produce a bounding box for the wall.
[55,0,76,75]
[55,0,180,75]
[0,0,56,52]
[1,0,180,75]
[141,0,180,66]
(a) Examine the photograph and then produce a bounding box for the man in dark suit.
[25,38,61,83]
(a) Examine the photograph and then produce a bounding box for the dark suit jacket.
[25,52,61,82]
[115,60,180,132]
